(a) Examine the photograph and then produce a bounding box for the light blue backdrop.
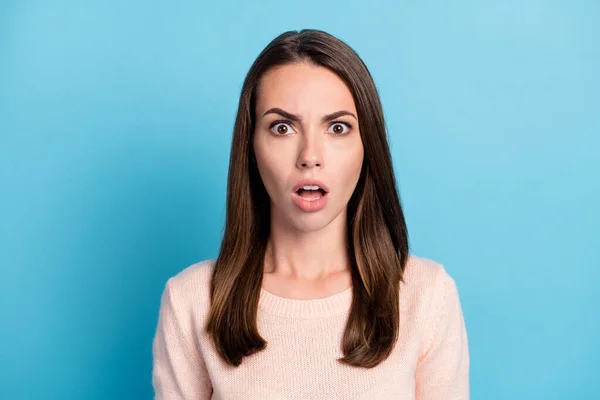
[1,1,598,399]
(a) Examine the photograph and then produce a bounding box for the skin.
[252,62,364,300]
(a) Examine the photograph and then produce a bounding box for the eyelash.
[268,120,353,136]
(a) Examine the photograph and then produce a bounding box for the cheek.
[254,132,279,167]
[337,146,364,195]
[340,142,364,172]
[253,140,287,195]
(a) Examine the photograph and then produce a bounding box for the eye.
[270,121,296,136]
[328,121,351,136]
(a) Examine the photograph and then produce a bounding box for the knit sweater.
[152,255,470,399]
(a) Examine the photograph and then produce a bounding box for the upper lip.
[293,178,329,193]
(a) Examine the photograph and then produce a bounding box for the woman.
[152,29,470,399]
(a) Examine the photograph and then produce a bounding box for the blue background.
[1,1,598,399]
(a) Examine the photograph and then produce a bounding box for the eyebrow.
[262,107,358,123]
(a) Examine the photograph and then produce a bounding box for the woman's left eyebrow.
[262,108,357,123]
[322,110,357,122]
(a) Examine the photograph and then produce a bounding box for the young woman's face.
[253,62,364,231]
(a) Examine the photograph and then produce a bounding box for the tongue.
[297,189,323,199]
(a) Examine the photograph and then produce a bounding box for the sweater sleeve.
[152,278,213,399]
[415,267,470,400]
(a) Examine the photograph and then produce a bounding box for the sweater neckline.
[258,285,353,318]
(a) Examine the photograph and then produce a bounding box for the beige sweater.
[152,255,470,399]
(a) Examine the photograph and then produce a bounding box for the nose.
[296,131,324,169]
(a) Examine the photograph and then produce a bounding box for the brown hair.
[206,29,410,368]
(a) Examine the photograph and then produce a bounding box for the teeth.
[301,185,320,190]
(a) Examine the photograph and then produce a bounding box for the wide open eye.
[270,122,296,136]
[328,122,351,135]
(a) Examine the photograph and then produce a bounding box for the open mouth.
[295,188,328,200]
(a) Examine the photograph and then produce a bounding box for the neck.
[264,207,350,281]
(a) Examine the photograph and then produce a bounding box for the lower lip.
[292,191,329,212]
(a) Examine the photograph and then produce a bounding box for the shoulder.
[160,257,217,314]
[169,257,217,291]
[403,254,452,286]
[401,254,459,308]
[402,256,468,363]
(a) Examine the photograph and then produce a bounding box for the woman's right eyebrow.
[262,107,357,123]
[262,108,301,122]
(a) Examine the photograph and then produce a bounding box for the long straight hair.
[206,29,410,368]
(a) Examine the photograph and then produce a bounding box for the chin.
[289,212,330,230]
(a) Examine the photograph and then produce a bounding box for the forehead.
[255,62,357,115]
